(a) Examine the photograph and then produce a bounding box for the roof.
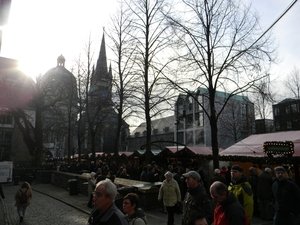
[132,115,175,135]
[220,130,300,157]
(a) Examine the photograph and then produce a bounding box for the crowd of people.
[82,159,300,225]
[6,159,300,225]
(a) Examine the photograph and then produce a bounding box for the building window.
[164,127,169,133]
[153,129,158,135]
[0,114,13,125]
[274,106,280,116]
[287,120,292,130]
[286,106,291,114]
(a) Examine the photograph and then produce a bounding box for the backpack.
[19,188,28,204]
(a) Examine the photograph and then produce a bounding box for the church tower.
[90,33,112,103]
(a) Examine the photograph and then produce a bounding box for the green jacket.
[228,176,254,223]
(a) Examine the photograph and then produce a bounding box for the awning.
[220,130,300,157]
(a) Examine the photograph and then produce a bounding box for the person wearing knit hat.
[210,168,227,186]
[272,166,300,225]
[228,165,254,223]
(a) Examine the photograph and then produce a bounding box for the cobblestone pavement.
[1,183,88,225]
[0,182,273,225]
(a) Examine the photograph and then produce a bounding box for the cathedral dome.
[41,55,77,105]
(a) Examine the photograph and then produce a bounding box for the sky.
[1,0,299,94]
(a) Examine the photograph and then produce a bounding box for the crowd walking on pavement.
[3,159,300,225]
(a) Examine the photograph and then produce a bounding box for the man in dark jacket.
[272,166,300,225]
[257,167,273,220]
[210,181,247,225]
[87,179,128,225]
[182,171,214,225]
[210,169,227,186]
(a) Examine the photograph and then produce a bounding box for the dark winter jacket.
[257,171,273,200]
[182,184,214,225]
[214,192,248,225]
[272,178,300,216]
[87,203,129,225]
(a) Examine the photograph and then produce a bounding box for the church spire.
[95,33,108,78]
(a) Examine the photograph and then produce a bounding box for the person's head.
[183,170,201,189]
[168,164,173,172]
[231,165,243,181]
[264,167,272,174]
[214,168,220,175]
[274,166,287,181]
[194,215,208,225]
[93,179,117,212]
[97,167,102,174]
[21,182,31,189]
[249,167,257,175]
[91,172,96,179]
[165,171,173,182]
[210,181,228,203]
[122,193,140,215]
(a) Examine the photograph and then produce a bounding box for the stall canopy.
[220,130,300,157]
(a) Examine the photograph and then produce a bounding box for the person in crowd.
[15,181,32,223]
[193,215,208,225]
[210,181,247,225]
[248,167,259,216]
[228,165,253,223]
[182,170,214,225]
[196,166,209,194]
[107,171,116,183]
[96,167,107,183]
[220,166,227,177]
[87,179,128,225]
[158,171,181,225]
[147,167,159,182]
[257,167,273,220]
[272,166,300,225]
[140,166,148,181]
[90,161,96,172]
[225,166,232,185]
[210,168,227,185]
[119,167,130,179]
[87,172,97,208]
[0,183,5,199]
[122,193,147,225]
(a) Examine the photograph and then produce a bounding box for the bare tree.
[106,4,138,158]
[251,79,276,120]
[166,0,276,168]
[284,66,300,99]
[120,0,175,163]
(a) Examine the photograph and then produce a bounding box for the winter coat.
[158,178,181,207]
[182,184,214,225]
[126,208,147,225]
[257,171,273,200]
[87,203,129,225]
[15,187,32,207]
[214,192,248,225]
[88,178,96,196]
[228,175,253,223]
[272,178,300,216]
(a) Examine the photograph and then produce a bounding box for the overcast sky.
[1,0,299,97]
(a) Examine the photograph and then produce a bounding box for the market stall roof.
[187,146,223,155]
[220,130,300,157]
[165,146,185,153]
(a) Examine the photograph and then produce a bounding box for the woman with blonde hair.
[15,181,32,223]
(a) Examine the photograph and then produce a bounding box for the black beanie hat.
[274,166,285,173]
[231,165,243,172]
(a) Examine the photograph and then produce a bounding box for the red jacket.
[214,192,248,225]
